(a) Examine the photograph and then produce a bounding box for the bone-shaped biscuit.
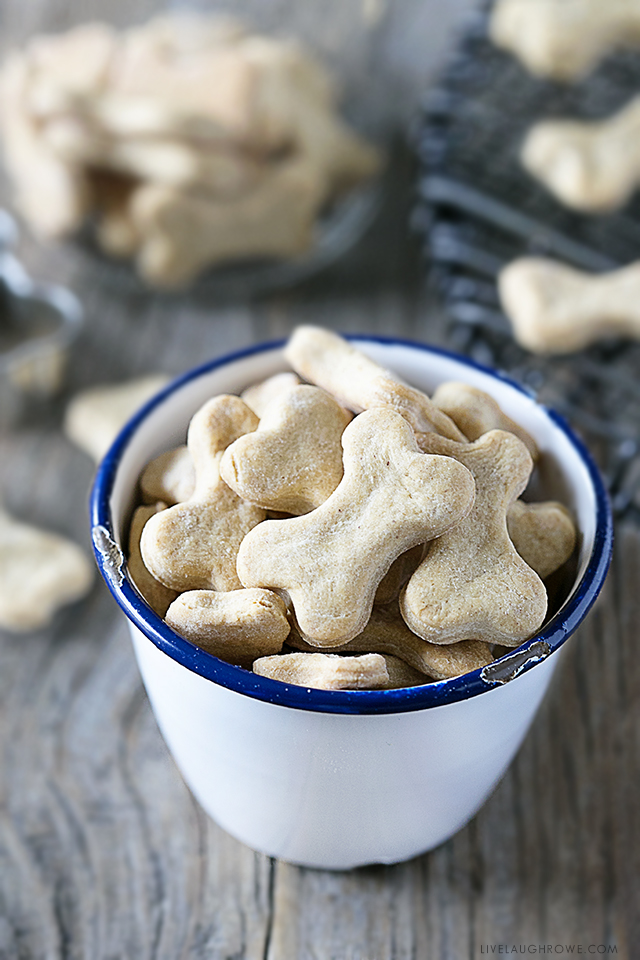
[401,431,547,646]
[141,395,265,592]
[253,651,427,690]
[498,256,640,353]
[140,446,195,506]
[236,407,475,646]
[132,158,326,287]
[0,509,93,632]
[284,326,465,442]
[432,380,538,460]
[521,97,640,213]
[288,603,494,681]
[490,0,640,81]
[507,500,577,580]
[220,384,351,515]
[127,503,178,617]
[240,372,301,417]
[165,588,289,667]
[64,374,169,462]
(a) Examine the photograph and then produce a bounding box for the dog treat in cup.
[92,331,612,868]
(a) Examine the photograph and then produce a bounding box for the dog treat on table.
[489,0,640,81]
[140,395,265,592]
[401,431,548,647]
[521,98,640,213]
[0,15,381,286]
[64,374,169,462]
[128,326,578,690]
[498,256,640,354]
[0,508,93,632]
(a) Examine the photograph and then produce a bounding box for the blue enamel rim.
[91,336,614,716]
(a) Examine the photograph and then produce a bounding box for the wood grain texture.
[0,0,637,957]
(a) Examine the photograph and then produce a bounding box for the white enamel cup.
[91,337,613,869]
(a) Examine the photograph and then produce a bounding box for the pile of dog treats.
[128,326,577,692]
[0,16,380,287]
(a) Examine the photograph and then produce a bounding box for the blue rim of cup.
[90,336,614,716]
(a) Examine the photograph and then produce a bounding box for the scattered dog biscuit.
[236,407,475,645]
[285,326,465,441]
[165,588,289,667]
[253,651,426,690]
[140,446,195,506]
[64,374,168,462]
[507,500,577,580]
[127,502,178,617]
[0,508,93,632]
[489,0,640,81]
[521,98,640,213]
[498,256,640,353]
[0,16,381,285]
[141,395,265,592]
[402,431,547,646]
[288,603,494,681]
[220,384,351,514]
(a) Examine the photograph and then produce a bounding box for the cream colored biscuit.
[253,651,426,691]
[64,374,169,462]
[374,545,424,605]
[521,98,640,213]
[241,372,301,417]
[0,509,93,632]
[284,326,465,442]
[165,587,289,667]
[432,380,538,461]
[141,395,265,592]
[288,603,494,681]
[220,384,351,515]
[507,500,577,580]
[499,256,640,354]
[127,503,178,617]
[0,53,90,238]
[401,431,547,647]
[132,158,326,287]
[140,446,195,506]
[490,0,640,82]
[236,407,475,646]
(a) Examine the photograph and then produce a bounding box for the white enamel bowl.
[91,337,612,869]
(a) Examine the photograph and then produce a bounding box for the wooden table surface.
[0,2,638,958]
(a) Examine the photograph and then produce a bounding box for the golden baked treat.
[253,651,427,690]
[127,503,178,617]
[507,500,577,580]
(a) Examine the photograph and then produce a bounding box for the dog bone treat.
[490,0,640,81]
[64,374,169,462]
[253,651,426,691]
[140,446,195,506]
[432,380,538,461]
[141,395,265,592]
[507,500,577,580]
[285,326,465,442]
[498,256,640,353]
[374,545,424,606]
[240,372,301,417]
[165,588,289,667]
[0,16,380,285]
[237,407,475,646]
[288,604,494,681]
[402,431,547,646]
[0,509,93,632]
[521,98,640,213]
[127,503,178,617]
[220,384,352,515]
[132,158,326,287]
